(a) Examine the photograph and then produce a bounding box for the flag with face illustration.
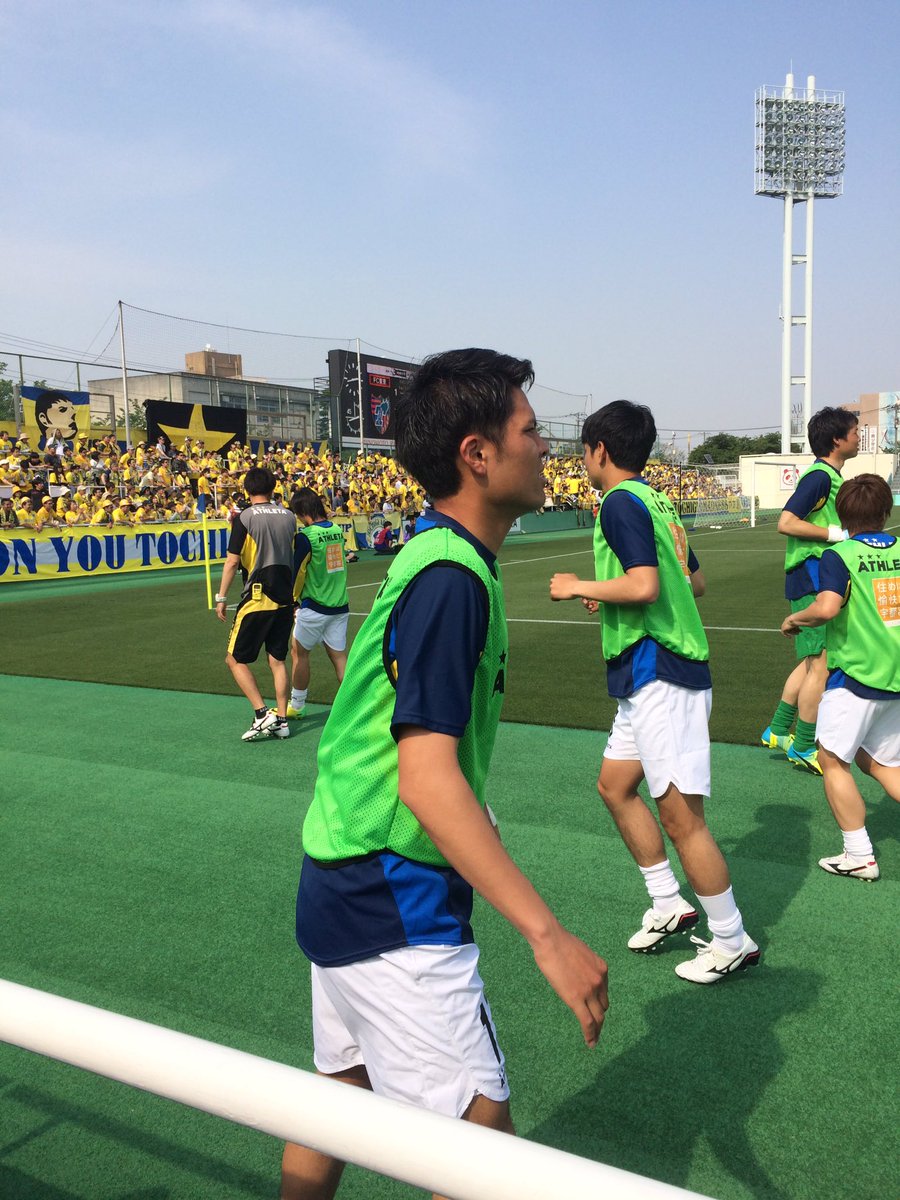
[20,387,91,449]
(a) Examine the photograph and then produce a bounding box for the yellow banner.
[0,521,230,583]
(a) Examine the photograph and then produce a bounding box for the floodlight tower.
[755,73,845,452]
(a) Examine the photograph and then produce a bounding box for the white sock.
[695,886,745,955]
[842,826,874,860]
[291,688,308,708]
[639,860,682,913]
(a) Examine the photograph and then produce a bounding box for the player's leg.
[225,652,266,710]
[816,693,898,880]
[323,642,348,684]
[292,640,312,693]
[264,609,293,733]
[280,1066,372,1200]
[630,681,758,979]
[430,1094,515,1200]
[269,652,290,718]
[761,659,805,750]
[314,944,511,1196]
[227,605,280,738]
[599,711,696,951]
[656,787,730,898]
[787,647,828,772]
[856,748,900,802]
[597,757,667,866]
[322,614,350,684]
[290,609,324,716]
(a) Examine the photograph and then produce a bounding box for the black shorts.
[227,597,293,663]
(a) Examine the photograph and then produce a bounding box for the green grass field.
[0,521,817,744]
[1,522,898,1199]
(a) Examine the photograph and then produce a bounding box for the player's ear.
[458,433,489,477]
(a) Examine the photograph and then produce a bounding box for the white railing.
[0,979,703,1200]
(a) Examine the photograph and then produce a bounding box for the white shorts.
[293,607,349,652]
[816,688,900,767]
[604,680,712,799]
[311,943,509,1118]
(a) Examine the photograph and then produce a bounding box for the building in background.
[843,392,900,454]
[89,350,330,445]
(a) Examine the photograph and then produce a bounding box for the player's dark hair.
[835,473,893,533]
[243,466,275,497]
[289,487,327,521]
[808,407,858,458]
[393,348,535,499]
[581,401,656,473]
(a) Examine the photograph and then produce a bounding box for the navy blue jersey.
[783,463,838,600]
[820,534,900,701]
[599,482,710,697]
[296,510,496,966]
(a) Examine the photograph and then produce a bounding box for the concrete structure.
[740,451,897,517]
[87,369,321,444]
[184,349,243,378]
[843,392,900,455]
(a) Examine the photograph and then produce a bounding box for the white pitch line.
[349,611,780,633]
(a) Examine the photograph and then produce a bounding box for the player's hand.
[550,572,580,602]
[780,615,799,637]
[532,925,609,1048]
[215,600,228,622]
[581,598,599,615]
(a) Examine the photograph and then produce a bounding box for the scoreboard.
[326,349,416,451]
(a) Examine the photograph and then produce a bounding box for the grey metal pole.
[356,339,366,457]
[118,301,132,448]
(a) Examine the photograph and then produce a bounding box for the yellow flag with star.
[145,401,246,454]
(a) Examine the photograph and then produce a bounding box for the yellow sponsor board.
[0,521,231,583]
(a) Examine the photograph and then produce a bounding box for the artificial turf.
[0,522,813,745]
[1,675,897,1199]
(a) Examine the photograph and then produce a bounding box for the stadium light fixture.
[755,73,845,452]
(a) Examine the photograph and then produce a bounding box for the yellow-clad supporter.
[15,496,36,527]
[112,498,135,525]
[91,499,114,526]
[64,499,86,526]
[34,496,62,532]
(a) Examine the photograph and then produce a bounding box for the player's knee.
[462,1093,514,1135]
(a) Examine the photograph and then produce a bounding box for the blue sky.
[1,0,897,445]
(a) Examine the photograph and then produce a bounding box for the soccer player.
[215,466,298,742]
[282,349,609,1200]
[761,407,859,774]
[781,473,900,880]
[284,488,350,719]
[550,400,758,985]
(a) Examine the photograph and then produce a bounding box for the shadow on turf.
[528,802,822,1199]
[0,1083,272,1199]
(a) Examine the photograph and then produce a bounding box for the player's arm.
[690,567,706,598]
[292,532,312,600]
[550,566,658,605]
[396,728,608,1048]
[215,552,241,621]
[777,510,845,543]
[777,472,845,543]
[781,549,848,635]
[551,489,659,605]
[781,590,843,634]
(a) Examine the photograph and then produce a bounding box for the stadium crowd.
[0,427,737,531]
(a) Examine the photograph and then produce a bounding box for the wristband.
[826,525,848,543]
[215,594,228,603]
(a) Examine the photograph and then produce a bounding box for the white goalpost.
[0,979,703,1200]
[749,459,799,528]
